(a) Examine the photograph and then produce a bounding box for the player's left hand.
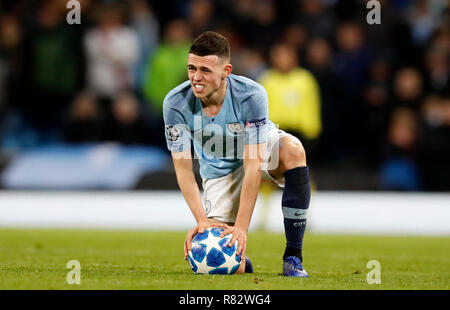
[214,224,247,260]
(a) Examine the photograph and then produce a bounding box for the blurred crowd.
[0,0,448,191]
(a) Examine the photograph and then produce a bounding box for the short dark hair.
[189,31,231,60]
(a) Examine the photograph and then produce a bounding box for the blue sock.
[282,166,310,262]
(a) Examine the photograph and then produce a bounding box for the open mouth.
[193,84,205,92]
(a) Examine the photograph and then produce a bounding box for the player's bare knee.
[280,137,307,170]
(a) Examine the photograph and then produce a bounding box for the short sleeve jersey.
[163,74,274,179]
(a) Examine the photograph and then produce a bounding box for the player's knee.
[280,137,307,170]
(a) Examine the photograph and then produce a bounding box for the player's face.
[187,53,231,100]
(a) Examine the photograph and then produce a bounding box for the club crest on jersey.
[245,118,266,128]
[227,122,245,134]
[166,125,182,142]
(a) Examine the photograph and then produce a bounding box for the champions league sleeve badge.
[166,125,182,142]
[245,118,267,128]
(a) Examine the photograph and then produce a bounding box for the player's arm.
[171,149,209,259]
[163,100,209,259]
[172,149,208,226]
[234,142,266,253]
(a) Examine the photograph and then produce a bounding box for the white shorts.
[202,128,292,223]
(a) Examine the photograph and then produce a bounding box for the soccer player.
[163,31,311,277]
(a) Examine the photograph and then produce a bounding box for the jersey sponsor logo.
[226,122,245,134]
[166,125,182,142]
[245,118,266,128]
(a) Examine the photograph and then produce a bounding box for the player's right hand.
[184,221,210,260]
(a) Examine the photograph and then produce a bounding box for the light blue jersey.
[163,74,274,179]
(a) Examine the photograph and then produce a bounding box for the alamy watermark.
[167,116,280,170]
[366,0,381,25]
[366,260,381,284]
[66,0,81,25]
[66,260,81,285]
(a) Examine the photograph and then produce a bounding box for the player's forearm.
[176,171,208,225]
[234,160,262,231]
[172,153,208,225]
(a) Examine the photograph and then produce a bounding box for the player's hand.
[217,224,248,261]
[184,221,210,260]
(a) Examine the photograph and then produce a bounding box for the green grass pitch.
[0,228,448,290]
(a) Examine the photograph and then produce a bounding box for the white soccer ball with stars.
[188,227,241,275]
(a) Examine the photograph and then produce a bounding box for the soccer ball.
[187,227,241,275]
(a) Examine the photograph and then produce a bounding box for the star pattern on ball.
[189,229,240,274]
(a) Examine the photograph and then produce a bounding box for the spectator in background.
[417,96,450,191]
[258,43,322,157]
[240,0,280,50]
[213,25,267,81]
[379,107,422,191]
[333,20,374,154]
[63,91,105,143]
[0,14,22,120]
[423,29,449,96]
[0,51,6,120]
[281,23,309,63]
[231,47,267,81]
[407,0,441,46]
[84,3,139,102]
[0,13,28,149]
[187,0,215,38]
[364,0,416,66]
[105,92,153,145]
[295,0,336,40]
[392,67,424,111]
[334,21,373,101]
[364,58,391,111]
[229,0,254,35]
[142,19,191,115]
[305,37,346,162]
[129,0,159,90]
[430,26,450,54]
[20,0,84,141]
[362,57,392,164]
